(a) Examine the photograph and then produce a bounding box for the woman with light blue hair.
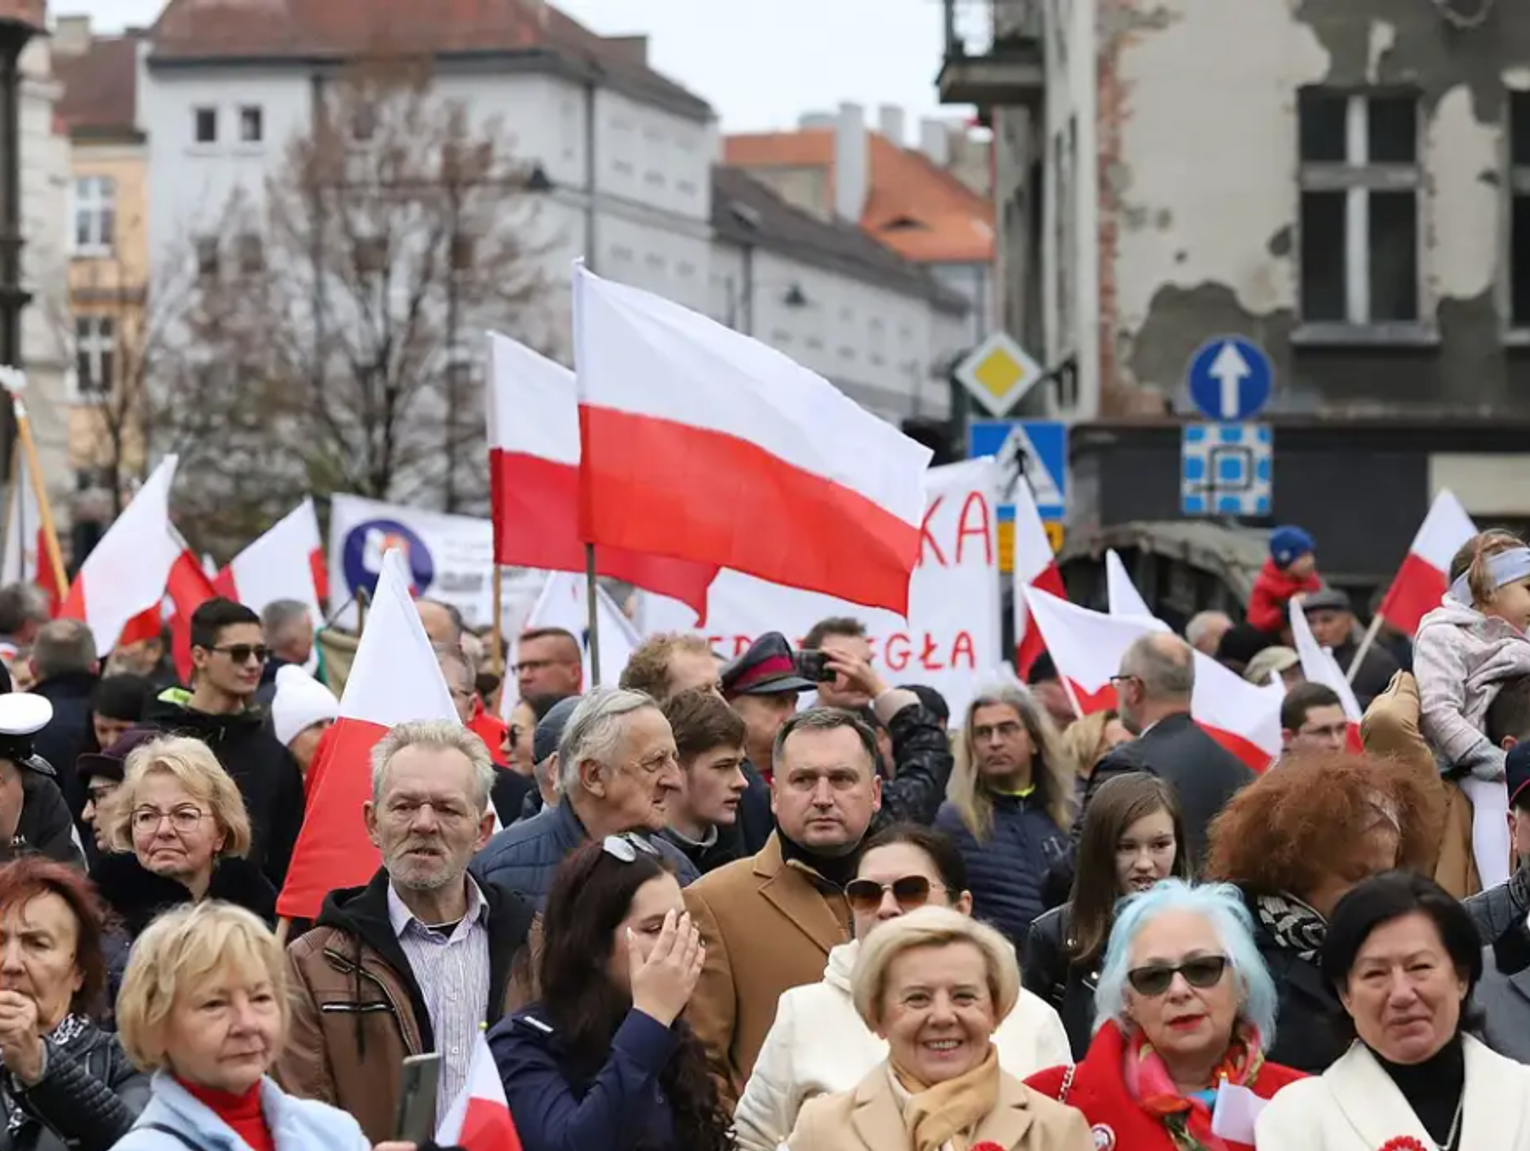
[1026,880,1305,1151]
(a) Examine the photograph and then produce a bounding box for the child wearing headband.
[1415,528,1530,888]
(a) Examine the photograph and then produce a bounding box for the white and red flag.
[0,459,60,613]
[1010,476,1065,678]
[59,456,180,657]
[1024,586,1282,769]
[1288,597,1364,750]
[213,498,327,617]
[1375,490,1475,637]
[1105,548,1155,620]
[486,333,716,621]
[436,1033,521,1151]
[571,266,932,615]
[278,547,459,918]
[512,572,640,699]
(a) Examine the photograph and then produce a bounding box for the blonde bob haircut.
[109,735,253,859]
[850,905,1020,1030]
[117,901,288,1071]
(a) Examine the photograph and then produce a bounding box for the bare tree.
[163,51,558,553]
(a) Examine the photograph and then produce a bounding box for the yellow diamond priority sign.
[954,331,1045,417]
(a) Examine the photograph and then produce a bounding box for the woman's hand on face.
[0,990,45,1084]
[629,909,705,1028]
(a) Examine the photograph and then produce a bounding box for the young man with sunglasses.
[143,597,306,888]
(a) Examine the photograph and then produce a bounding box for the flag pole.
[1345,613,1385,685]
[585,543,602,686]
[491,565,504,674]
[2,374,68,598]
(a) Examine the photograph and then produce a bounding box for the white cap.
[271,664,339,747]
[0,693,51,738]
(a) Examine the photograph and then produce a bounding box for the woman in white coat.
[733,824,1069,1151]
[1257,870,1530,1150]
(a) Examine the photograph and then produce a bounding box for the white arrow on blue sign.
[1186,336,1273,422]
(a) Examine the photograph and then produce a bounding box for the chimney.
[604,34,647,64]
[919,117,951,168]
[834,101,867,223]
[53,13,90,56]
[798,111,836,131]
[878,105,906,145]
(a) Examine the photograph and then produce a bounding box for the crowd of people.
[0,520,1524,1148]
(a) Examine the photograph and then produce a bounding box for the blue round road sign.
[1186,336,1273,422]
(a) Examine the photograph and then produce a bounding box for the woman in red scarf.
[1027,879,1304,1151]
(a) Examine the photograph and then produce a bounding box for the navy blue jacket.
[471,799,698,908]
[935,792,1067,954]
[490,1005,678,1151]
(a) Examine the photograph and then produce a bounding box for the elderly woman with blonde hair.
[88,736,276,939]
[111,902,419,1151]
[785,906,1092,1151]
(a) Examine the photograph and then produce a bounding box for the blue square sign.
[1181,423,1272,516]
[968,420,1067,520]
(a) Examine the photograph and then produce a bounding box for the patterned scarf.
[1122,1022,1265,1151]
[4,1013,90,1137]
[1254,891,1327,962]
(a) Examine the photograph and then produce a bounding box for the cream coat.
[1255,1035,1530,1150]
[734,939,1072,1151]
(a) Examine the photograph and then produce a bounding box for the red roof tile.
[56,33,142,138]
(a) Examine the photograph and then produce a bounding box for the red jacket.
[468,700,510,760]
[1025,1020,1305,1151]
[1246,559,1322,633]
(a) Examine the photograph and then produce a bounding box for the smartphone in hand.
[394,1052,441,1144]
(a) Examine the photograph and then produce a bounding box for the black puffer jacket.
[3,774,82,870]
[873,701,955,830]
[1022,904,1099,1058]
[0,1019,149,1151]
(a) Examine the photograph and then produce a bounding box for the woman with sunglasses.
[734,824,1069,1151]
[1027,880,1303,1151]
[489,835,732,1151]
[1025,773,1191,1057]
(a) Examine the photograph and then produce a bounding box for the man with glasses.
[513,627,584,708]
[143,598,305,887]
[1278,682,1349,762]
[281,719,534,1144]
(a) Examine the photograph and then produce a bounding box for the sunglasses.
[843,875,947,914]
[602,832,662,864]
[208,643,269,665]
[1126,955,1229,997]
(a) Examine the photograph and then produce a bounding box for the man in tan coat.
[684,708,883,1095]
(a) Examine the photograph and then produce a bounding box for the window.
[74,315,115,395]
[194,236,220,280]
[1511,92,1530,328]
[72,175,115,254]
[194,107,218,144]
[1298,89,1421,325]
[237,234,264,276]
[239,105,263,144]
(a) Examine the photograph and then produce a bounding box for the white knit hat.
[271,664,340,747]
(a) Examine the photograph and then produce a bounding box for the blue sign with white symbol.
[1186,336,1273,422]
[341,518,435,601]
[1181,423,1272,516]
[968,419,1067,520]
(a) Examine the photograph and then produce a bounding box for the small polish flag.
[1376,490,1475,637]
[486,332,717,623]
[166,544,220,682]
[1105,548,1156,621]
[1024,586,1282,770]
[436,1033,521,1151]
[1011,476,1065,680]
[278,547,461,919]
[59,456,181,657]
[213,498,327,617]
[573,266,931,615]
[1288,597,1364,751]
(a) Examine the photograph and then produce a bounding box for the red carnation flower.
[1378,1139,1429,1151]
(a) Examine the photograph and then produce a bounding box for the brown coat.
[275,869,534,1144]
[787,1062,1094,1151]
[1361,671,1480,897]
[684,833,851,1095]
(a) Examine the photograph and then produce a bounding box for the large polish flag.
[213,498,327,617]
[1376,490,1475,637]
[1025,586,1282,769]
[437,1033,521,1151]
[59,456,180,657]
[278,547,460,919]
[1105,548,1155,620]
[487,333,717,622]
[1288,596,1364,750]
[0,460,60,612]
[572,267,932,615]
[1011,476,1065,678]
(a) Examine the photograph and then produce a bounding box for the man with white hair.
[280,720,535,1145]
[472,685,699,907]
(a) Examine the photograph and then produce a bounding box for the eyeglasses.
[207,644,269,665]
[131,806,211,835]
[843,875,947,914]
[1126,955,1230,997]
[602,832,662,863]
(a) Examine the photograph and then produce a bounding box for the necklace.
[1440,1094,1463,1150]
